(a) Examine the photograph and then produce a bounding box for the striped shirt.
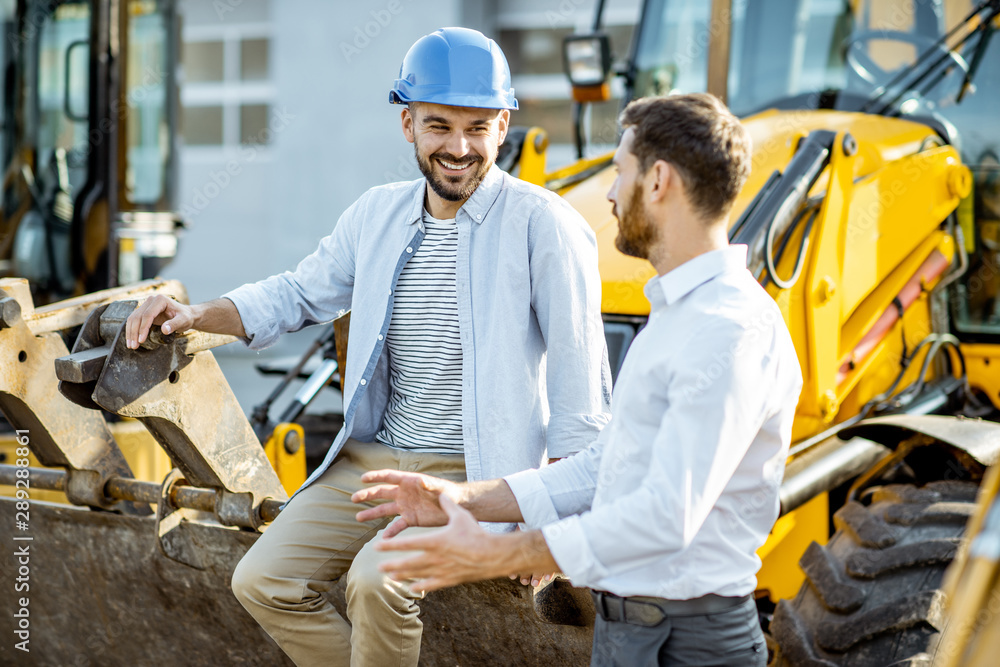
[374,210,464,454]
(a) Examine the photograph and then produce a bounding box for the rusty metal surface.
[0,280,149,514]
[841,415,1000,467]
[0,465,285,523]
[57,300,286,529]
[0,465,65,491]
[0,498,592,665]
[26,279,189,335]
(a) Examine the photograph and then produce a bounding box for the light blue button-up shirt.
[224,165,612,502]
[505,245,803,598]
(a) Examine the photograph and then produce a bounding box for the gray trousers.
[590,596,767,666]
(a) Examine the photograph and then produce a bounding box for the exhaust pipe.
[780,436,890,515]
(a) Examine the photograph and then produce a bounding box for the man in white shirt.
[352,93,803,666]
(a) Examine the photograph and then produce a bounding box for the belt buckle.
[592,590,626,623]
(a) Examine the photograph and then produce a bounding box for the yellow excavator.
[3,0,1000,664]
[511,0,1000,663]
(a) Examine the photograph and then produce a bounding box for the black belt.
[590,590,752,628]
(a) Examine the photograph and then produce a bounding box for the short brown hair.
[619,93,751,221]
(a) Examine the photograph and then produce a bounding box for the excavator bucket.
[0,290,594,665]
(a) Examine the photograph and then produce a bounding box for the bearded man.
[352,93,803,667]
[124,27,610,667]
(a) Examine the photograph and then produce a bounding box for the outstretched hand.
[352,470,463,539]
[375,495,497,592]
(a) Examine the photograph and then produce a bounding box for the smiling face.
[402,102,509,209]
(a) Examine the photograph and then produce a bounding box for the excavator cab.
[0,0,182,305]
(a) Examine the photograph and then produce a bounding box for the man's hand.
[509,525,556,587]
[509,571,555,587]
[376,496,502,592]
[376,495,559,593]
[125,295,194,349]
[353,470,463,539]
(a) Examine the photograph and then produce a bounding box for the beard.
[614,181,658,259]
[414,141,492,202]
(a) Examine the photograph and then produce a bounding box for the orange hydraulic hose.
[837,249,950,384]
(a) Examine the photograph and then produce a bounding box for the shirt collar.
[643,245,749,309]
[407,164,505,226]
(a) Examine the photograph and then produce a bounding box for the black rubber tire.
[771,480,978,667]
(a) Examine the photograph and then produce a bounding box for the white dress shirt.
[505,245,802,599]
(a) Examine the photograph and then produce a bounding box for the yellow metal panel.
[961,343,1000,411]
[800,134,854,420]
[264,422,307,495]
[109,419,174,483]
[515,127,549,187]
[740,110,938,193]
[842,147,967,319]
[756,492,829,602]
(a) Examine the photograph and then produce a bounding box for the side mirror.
[563,33,612,103]
[63,39,89,122]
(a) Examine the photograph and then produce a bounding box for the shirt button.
[476,214,482,220]
[378,334,384,341]
[406,247,413,253]
[360,379,367,386]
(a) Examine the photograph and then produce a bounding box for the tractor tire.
[771,480,978,667]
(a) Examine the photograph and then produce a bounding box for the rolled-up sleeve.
[504,429,606,527]
[223,195,363,350]
[528,198,612,458]
[504,469,560,527]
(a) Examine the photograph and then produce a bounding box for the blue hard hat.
[390,27,518,110]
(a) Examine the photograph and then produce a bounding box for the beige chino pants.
[231,438,466,667]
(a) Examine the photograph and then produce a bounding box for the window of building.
[182,105,223,146]
[240,38,269,81]
[179,1,274,150]
[183,41,224,83]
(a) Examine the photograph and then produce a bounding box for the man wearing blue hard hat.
[124,27,610,666]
